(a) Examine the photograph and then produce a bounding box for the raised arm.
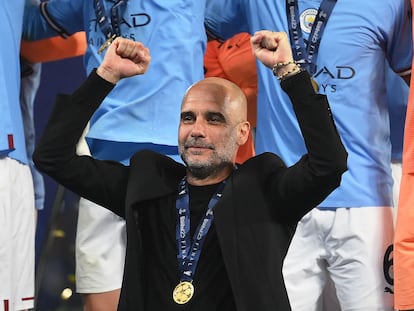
[251,30,348,221]
[33,38,150,217]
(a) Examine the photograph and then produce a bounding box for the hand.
[97,37,151,84]
[250,31,294,69]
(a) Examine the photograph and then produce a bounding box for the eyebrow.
[205,111,226,122]
[180,111,194,120]
[180,111,227,122]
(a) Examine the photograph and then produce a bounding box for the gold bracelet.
[272,61,297,77]
[276,65,302,80]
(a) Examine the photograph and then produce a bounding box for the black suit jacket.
[34,70,347,311]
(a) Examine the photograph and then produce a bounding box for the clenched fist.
[97,37,151,84]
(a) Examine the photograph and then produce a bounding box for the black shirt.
[139,182,236,310]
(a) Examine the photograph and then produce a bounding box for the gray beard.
[185,161,229,181]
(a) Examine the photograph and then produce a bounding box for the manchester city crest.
[300,8,318,34]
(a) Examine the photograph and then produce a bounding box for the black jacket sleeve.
[33,70,130,217]
[268,70,348,221]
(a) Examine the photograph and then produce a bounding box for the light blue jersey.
[24,0,206,164]
[205,0,412,208]
[1,1,27,164]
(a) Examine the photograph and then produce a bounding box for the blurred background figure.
[1,2,36,310]
[394,2,414,308]
[204,32,257,163]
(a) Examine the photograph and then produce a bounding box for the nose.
[190,119,206,138]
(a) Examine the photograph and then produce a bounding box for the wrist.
[96,66,120,85]
[272,61,302,80]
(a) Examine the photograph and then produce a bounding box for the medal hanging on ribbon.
[285,0,337,89]
[173,177,226,304]
[94,0,126,54]
[172,281,195,304]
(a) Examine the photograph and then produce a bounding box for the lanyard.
[94,0,126,39]
[286,0,337,74]
[175,177,226,282]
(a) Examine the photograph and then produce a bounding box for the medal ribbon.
[94,0,126,39]
[175,177,226,282]
[286,0,337,74]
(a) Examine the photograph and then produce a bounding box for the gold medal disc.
[172,281,194,304]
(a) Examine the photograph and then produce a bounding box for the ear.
[237,121,251,146]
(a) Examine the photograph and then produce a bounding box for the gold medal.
[172,281,194,304]
[98,34,117,54]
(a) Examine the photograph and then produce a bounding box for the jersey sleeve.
[386,0,412,74]
[23,0,84,40]
[205,0,248,41]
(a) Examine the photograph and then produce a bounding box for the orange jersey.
[21,31,86,63]
[394,7,414,309]
[204,32,257,164]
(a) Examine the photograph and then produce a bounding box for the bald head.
[182,77,248,123]
[178,77,251,185]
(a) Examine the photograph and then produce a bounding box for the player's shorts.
[0,157,35,311]
[75,129,126,293]
[283,206,394,311]
[75,197,126,293]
